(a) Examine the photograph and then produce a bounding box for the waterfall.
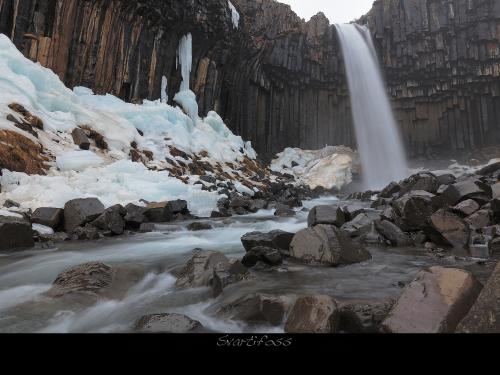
[335,23,408,190]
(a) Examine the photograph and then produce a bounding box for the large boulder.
[90,204,126,235]
[381,267,482,333]
[290,224,371,266]
[393,191,437,231]
[464,209,492,230]
[144,202,173,223]
[379,181,401,198]
[64,198,105,233]
[0,217,34,251]
[374,220,413,247]
[426,209,470,249]
[399,172,440,196]
[339,299,395,333]
[47,262,113,298]
[241,230,294,253]
[457,262,500,333]
[242,246,283,268]
[284,295,340,333]
[452,199,480,216]
[31,207,63,230]
[341,211,381,237]
[439,180,489,206]
[124,204,148,229]
[215,293,292,326]
[134,313,203,333]
[308,205,345,227]
[71,128,90,150]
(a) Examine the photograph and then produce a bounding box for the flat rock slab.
[285,295,340,333]
[457,262,500,333]
[308,205,345,227]
[381,267,482,333]
[135,313,203,333]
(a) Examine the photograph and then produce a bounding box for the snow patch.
[56,150,104,172]
[228,1,240,28]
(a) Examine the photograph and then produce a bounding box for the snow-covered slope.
[0,34,259,217]
[271,146,360,190]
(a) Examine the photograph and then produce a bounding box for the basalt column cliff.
[1,0,499,160]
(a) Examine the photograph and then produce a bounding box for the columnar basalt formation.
[0,0,499,161]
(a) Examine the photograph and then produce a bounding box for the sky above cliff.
[279,0,375,24]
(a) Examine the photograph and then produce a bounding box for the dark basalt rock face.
[1,0,499,160]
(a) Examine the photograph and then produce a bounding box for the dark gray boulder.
[241,230,295,253]
[242,246,283,268]
[64,198,105,233]
[308,205,345,227]
[0,217,35,251]
[31,207,63,230]
[71,128,90,150]
[124,204,148,229]
[91,204,126,235]
[374,220,413,247]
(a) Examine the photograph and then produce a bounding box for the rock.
[47,262,113,298]
[199,175,216,184]
[274,205,295,217]
[452,199,480,216]
[481,225,500,238]
[91,204,126,235]
[187,222,213,231]
[374,220,413,247]
[381,267,483,333]
[285,295,340,333]
[211,259,249,297]
[379,181,401,198]
[436,174,457,186]
[248,199,267,213]
[477,161,500,176]
[145,202,173,223]
[465,209,492,230]
[341,203,366,221]
[64,198,105,233]
[489,237,500,254]
[167,200,189,214]
[307,205,345,227]
[71,128,90,150]
[491,183,500,200]
[399,172,440,195]
[242,246,283,268]
[339,299,395,333]
[134,313,204,333]
[426,209,470,249]
[3,199,20,208]
[341,211,381,237]
[457,263,500,333]
[290,224,372,266]
[393,191,437,231]
[0,217,35,251]
[211,210,231,218]
[31,207,63,230]
[124,204,148,229]
[229,196,252,210]
[440,181,488,206]
[241,230,294,253]
[215,293,291,326]
[71,224,100,240]
[138,223,156,233]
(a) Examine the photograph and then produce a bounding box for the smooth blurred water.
[336,24,408,190]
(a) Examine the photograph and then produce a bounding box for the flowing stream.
[335,24,408,190]
[0,196,484,333]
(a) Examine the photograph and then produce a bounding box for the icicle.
[228,1,240,29]
[161,76,168,103]
[178,33,192,92]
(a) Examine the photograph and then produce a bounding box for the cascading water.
[335,24,408,190]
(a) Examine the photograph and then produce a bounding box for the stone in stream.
[248,199,267,213]
[374,220,413,247]
[90,204,126,235]
[0,216,35,251]
[215,293,293,326]
[452,199,480,216]
[341,211,381,237]
[290,224,371,266]
[274,204,295,217]
[307,205,345,228]
[187,222,213,231]
[341,203,367,221]
[242,246,283,268]
[457,262,500,333]
[393,191,438,231]
[145,202,173,223]
[381,267,483,333]
[285,295,340,333]
[436,174,457,186]
[464,209,492,230]
[71,224,100,240]
[477,161,500,176]
[71,128,90,150]
[64,198,105,233]
[124,203,148,229]
[31,207,63,230]
[134,313,204,333]
[338,299,395,333]
[241,230,295,253]
[425,209,470,249]
[175,250,248,296]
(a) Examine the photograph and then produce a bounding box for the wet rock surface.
[285,295,340,333]
[134,313,204,333]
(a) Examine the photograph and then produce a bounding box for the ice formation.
[228,1,240,29]
[0,33,257,216]
[271,146,360,190]
[161,76,168,104]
